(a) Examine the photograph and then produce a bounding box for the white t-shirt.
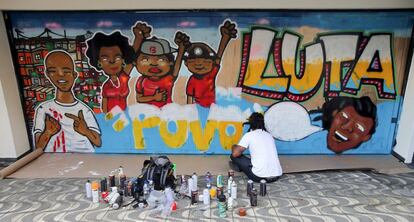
[238,129,283,177]
[33,99,101,153]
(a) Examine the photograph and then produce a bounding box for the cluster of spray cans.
[85,166,132,209]
[179,170,238,218]
[246,179,267,207]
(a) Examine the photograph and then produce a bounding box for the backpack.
[140,156,176,190]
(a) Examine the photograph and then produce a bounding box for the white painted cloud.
[208,103,250,122]
[264,101,322,141]
[216,87,242,100]
[160,103,199,121]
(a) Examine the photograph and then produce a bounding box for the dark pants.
[230,154,279,183]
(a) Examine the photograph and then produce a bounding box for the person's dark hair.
[244,112,266,132]
[85,31,135,70]
[322,96,377,134]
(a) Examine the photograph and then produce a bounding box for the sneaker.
[229,161,241,172]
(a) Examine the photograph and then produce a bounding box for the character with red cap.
[134,27,190,108]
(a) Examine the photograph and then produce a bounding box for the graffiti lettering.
[238,28,396,101]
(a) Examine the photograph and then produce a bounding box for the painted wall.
[4,10,413,155]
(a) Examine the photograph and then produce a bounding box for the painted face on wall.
[136,53,172,78]
[45,52,77,92]
[185,58,214,75]
[98,46,124,76]
[327,106,375,153]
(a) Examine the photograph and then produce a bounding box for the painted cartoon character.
[184,20,237,107]
[86,31,137,113]
[321,96,377,153]
[134,27,190,108]
[33,50,102,152]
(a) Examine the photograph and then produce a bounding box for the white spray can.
[188,178,193,197]
[231,181,237,199]
[85,180,92,199]
[203,188,210,205]
[192,173,198,191]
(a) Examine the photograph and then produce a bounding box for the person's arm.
[101,97,108,113]
[35,114,61,150]
[136,89,166,103]
[65,110,101,147]
[216,20,237,65]
[132,22,152,53]
[171,31,190,80]
[231,144,246,158]
[187,95,194,104]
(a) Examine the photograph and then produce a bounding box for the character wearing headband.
[184,20,237,107]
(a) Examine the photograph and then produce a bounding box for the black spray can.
[250,188,258,207]
[120,175,127,191]
[259,179,267,196]
[247,180,254,196]
[191,190,198,205]
[100,177,108,192]
[109,172,116,187]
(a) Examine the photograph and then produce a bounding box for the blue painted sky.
[7,10,414,36]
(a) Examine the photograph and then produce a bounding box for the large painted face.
[327,106,374,153]
[185,58,214,75]
[136,54,172,79]
[45,52,77,92]
[98,46,124,76]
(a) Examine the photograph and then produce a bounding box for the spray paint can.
[91,181,99,203]
[260,179,267,196]
[203,188,210,205]
[228,169,234,178]
[217,175,223,188]
[100,178,107,192]
[187,178,193,197]
[112,191,123,209]
[227,176,233,195]
[85,180,92,199]
[231,181,237,199]
[247,180,254,196]
[126,180,132,197]
[210,186,217,199]
[217,186,224,197]
[205,172,212,189]
[227,196,234,210]
[218,194,227,218]
[143,181,149,200]
[191,188,198,205]
[105,190,117,203]
[119,166,126,191]
[109,192,120,205]
[250,188,258,207]
[192,173,198,191]
[109,171,116,187]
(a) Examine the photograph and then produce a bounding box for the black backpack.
[140,156,176,190]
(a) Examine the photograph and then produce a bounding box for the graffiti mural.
[5,10,414,154]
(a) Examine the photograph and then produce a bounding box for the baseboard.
[0,148,32,163]
[391,150,405,162]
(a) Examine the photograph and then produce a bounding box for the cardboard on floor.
[7,153,413,178]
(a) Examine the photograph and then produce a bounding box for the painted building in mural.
[5,10,414,154]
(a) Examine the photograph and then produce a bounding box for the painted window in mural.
[5,11,413,154]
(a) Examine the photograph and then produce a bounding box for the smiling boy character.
[322,96,377,153]
[184,20,237,107]
[134,32,190,108]
[33,50,101,152]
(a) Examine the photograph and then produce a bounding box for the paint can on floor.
[250,188,257,207]
[260,179,267,196]
[109,171,115,187]
[247,179,253,196]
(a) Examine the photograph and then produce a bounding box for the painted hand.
[44,114,61,136]
[174,31,191,49]
[133,22,152,40]
[65,110,89,136]
[220,20,238,39]
[153,88,167,102]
